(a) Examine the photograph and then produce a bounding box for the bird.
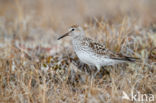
[57,24,139,77]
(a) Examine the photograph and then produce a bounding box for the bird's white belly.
[76,51,99,66]
[76,51,121,66]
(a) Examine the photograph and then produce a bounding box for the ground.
[0,0,156,103]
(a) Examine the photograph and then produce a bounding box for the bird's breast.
[72,39,97,65]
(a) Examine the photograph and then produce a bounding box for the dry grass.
[0,0,156,103]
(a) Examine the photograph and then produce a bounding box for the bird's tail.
[112,56,141,62]
[123,56,140,62]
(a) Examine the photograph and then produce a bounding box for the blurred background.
[0,0,155,31]
[1,0,156,28]
[0,0,155,53]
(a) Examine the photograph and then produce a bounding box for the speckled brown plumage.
[81,37,139,62]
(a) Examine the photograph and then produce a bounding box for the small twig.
[149,47,156,59]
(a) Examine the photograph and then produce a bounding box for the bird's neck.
[72,35,84,51]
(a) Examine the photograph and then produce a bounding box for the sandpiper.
[58,24,139,76]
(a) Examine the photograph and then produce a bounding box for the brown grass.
[0,0,156,103]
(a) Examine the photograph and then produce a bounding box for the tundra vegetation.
[0,0,155,103]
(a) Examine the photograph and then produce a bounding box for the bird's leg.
[88,65,95,86]
[90,66,100,86]
[80,63,85,71]
[94,65,101,78]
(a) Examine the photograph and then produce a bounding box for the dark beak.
[57,31,71,40]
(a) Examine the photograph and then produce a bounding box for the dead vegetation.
[0,0,156,103]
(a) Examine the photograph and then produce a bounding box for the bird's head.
[57,24,84,40]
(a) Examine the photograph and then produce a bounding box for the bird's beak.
[57,31,72,40]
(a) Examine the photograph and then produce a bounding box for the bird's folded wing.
[83,38,139,62]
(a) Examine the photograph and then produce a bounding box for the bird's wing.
[82,38,139,62]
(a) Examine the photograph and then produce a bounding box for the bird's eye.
[72,28,75,31]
